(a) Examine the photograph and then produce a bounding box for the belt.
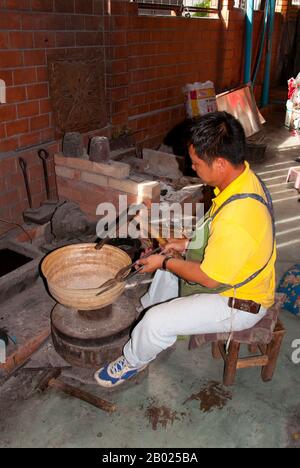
[228,297,261,314]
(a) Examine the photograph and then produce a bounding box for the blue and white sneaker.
[94,356,147,388]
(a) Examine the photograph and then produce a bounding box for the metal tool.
[38,148,50,200]
[36,368,116,414]
[95,205,141,250]
[95,247,162,296]
[19,158,32,208]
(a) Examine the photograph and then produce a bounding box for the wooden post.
[261,320,285,382]
[212,342,222,359]
[223,341,240,386]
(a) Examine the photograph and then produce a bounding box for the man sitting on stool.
[94,111,276,388]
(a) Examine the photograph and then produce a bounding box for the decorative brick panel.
[0,1,107,153]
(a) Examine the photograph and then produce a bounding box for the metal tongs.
[95,247,162,297]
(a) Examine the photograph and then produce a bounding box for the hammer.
[36,368,116,414]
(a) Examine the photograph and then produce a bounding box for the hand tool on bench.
[38,149,51,201]
[36,368,116,414]
[19,158,33,209]
[20,149,61,225]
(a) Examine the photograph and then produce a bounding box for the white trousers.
[123,271,267,368]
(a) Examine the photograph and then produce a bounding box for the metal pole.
[244,0,254,84]
[261,0,276,107]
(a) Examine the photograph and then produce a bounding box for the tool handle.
[49,379,116,414]
[38,148,49,161]
[38,149,50,199]
[18,157,27,171]
[18,157,33,208]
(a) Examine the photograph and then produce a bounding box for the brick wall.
[0,0,107,235]
[0,0,286,235]
[109,1,284,148]
[0,0,107,153]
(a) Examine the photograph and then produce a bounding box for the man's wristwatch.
[162,255,174,271]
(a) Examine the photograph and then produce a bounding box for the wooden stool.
[211,318,285,386]
[189,294,286,386]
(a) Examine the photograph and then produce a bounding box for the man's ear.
[214,157,227,172]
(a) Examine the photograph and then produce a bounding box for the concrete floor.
[0,106,299,448]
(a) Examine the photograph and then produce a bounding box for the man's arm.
[138,255,221,289]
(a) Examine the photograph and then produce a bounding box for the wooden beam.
[0,328,50,374]
[237,355,269,369]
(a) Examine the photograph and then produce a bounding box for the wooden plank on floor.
[0,328,50,374]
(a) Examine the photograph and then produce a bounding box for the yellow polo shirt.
[201,162,276,308]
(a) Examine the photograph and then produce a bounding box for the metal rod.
[18,157,32,209]
[261,0,276,107]
[252,0,269,86]
[38,149,51,200]
[244,0,254,84]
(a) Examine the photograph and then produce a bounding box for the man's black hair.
[187,111,246,166]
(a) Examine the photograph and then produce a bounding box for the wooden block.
[81,171,108,188]
[0,328,50,375]
[54,154,130,179]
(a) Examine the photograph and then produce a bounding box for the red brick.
[56,32,76,48]
[0,123,5,139]
[13,68,37,86]
[18,131,41,149]
[39,99,52,114]
[75,0,93,14]
[54,0,75,13]
[36,67,48,82]
[9,172,25,190]
[76,32,102,46]
[0,176,6,193]
[0,51,23,68]
[5,0,30,9]
[31,0,54,12]
[6,119,29,137]
[85,15,104,31]
[27,83,48,100]
[0,105,17,122]
[6,86,26,104]
[65,15,85,30]
[0,70,13,86]
[40,127,55,142]
[0,157,17,176]
[34,31,56,48]
[24,50,46,66]
[93,0,104,15]
[22,13,65,31]
[0,190,20,206]
[28,164,43,184]
[18,101,40,118]
[0,32,9,49]
[0,12,21,30]
[9,32,34,50]
[30,114,50,131]
[0,138,18,153]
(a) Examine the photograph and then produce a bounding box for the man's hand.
[163,238,188,254]
[137,254,164,274]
